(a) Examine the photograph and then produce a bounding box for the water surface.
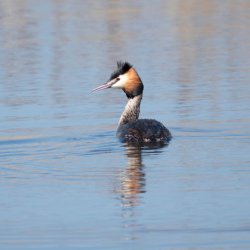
[1,1,250,249]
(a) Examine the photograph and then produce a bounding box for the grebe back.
[92,62,171,143]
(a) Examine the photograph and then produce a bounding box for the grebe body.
[117,119,170,143]
[92,62,171,144]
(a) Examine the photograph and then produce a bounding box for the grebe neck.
[118,94,142,127]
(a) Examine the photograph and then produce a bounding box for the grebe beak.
[91,78,119,93]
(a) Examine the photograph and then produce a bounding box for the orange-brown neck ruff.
[123,68,144,99]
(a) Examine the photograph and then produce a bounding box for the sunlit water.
[1,1,250,249]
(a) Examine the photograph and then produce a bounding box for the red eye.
[117,77,120,81]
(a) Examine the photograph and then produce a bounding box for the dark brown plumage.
[117,119,171,143]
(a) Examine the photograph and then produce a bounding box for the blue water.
[1,1,250,249]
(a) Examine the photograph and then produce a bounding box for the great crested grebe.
[92,61,171,143]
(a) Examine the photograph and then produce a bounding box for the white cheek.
[111,74,128,89]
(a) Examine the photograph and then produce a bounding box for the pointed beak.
[91,82,112,92]
[91,78,119,93]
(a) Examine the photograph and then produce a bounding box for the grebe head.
[92,61,144,98]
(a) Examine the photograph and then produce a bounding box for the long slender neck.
[118,94,143,126]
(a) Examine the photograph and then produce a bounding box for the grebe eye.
[117,77,120,81]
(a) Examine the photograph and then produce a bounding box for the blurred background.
[0,1,250,249]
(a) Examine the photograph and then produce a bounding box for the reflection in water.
[114,142,169,230]
[117,145,145,208]
[115,142,168,209]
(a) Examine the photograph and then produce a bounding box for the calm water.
[1,1,250,249]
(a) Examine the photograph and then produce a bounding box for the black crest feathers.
[109,61,132,80]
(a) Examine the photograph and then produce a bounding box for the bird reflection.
[118,144,145,208]
[116,142,168,209]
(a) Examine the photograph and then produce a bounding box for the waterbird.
[92,61,171,144]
